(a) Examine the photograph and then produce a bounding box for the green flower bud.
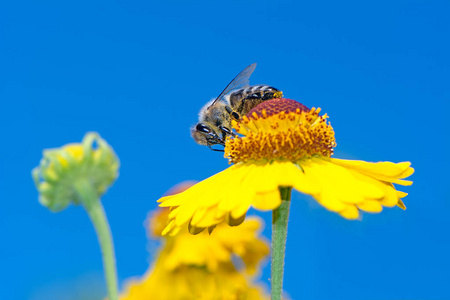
[32,132,120,212]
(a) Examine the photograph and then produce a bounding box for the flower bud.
[32,132,120,212]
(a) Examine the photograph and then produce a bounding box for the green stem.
[271,186,292,300]
[75,180,119,300]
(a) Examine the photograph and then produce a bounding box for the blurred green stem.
[75,180,118,300]
[271,186,292,300]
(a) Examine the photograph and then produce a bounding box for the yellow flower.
[32,132,119,211]
[120,197,270,300]
[150,209,269,275]
[159,98,414,235]
[121,263,269,300]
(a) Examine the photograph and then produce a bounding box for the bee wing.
[208,63,257,108]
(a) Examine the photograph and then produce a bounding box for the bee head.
[191,123,224,146]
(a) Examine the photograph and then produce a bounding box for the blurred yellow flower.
[159,98,414,235]
[32,132,119,211]
[120,183,270,300]
[151,208,269,275]
[121,264,268,300]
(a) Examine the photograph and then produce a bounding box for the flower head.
[121,186,270,300]
[226,98,335,163]
[121,263,269,300]
[32,132,119,211]
[159,98,414,235]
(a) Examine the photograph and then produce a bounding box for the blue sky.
[1,0,449,299]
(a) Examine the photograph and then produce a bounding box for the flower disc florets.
[225,98,336,164]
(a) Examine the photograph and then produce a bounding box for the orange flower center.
[224,98,336,164]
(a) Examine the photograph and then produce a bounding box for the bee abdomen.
[229,85,281,110]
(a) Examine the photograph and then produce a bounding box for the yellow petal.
[252,189,282,211]
[239,163,280,193]
[217,164,255,212]
[226,213,246,226]
[275,161,320,196]
[296,157,410,219]
[357,200,383,213]
[397,199,406,210]
[329,158,414,185]
[161,219,176,236]
[313,191,347,212]
[230,200,252,220]
[171,202,200,227]
[339,205,359,219]
[397,191,408,198]
[190,207,208,226]
[330,158,412,178]
[194,206,224,228]
[302,158,379,204]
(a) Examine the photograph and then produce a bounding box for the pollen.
[225,98,336,164]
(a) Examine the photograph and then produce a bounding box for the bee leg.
[231,111,240,120]
[218,125,237,138]
[225,106,241,120]
[225,106,233,114]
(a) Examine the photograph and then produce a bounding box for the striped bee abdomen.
[229,85,282,116]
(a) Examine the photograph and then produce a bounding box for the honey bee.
[191,63,283,151]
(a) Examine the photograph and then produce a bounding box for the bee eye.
[196,123,211,133]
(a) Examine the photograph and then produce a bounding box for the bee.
[191,63,282,151]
